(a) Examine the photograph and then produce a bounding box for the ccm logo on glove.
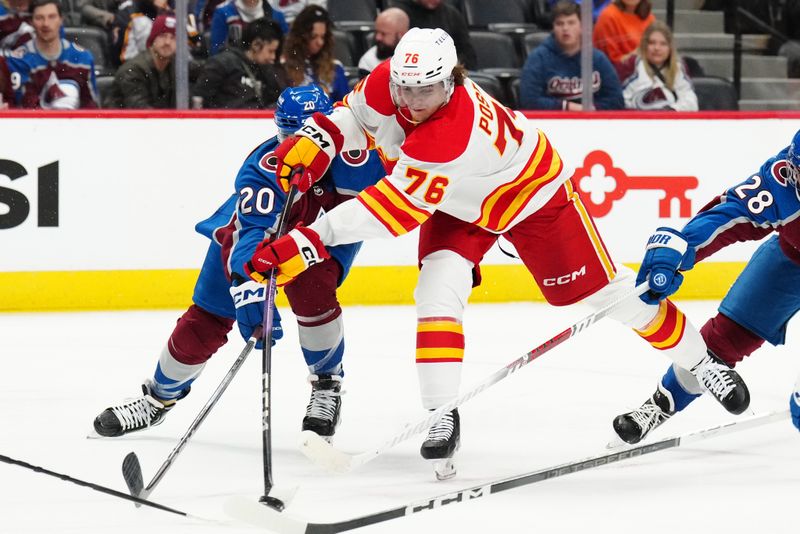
[245,226,330,286]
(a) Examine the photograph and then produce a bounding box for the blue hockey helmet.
[788,130,800,184]
[274,85,333,140]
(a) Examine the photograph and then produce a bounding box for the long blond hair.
[638,20,679,89]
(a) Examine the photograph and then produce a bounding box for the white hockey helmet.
[389,27,458,104]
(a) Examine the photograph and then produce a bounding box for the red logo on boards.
[571,151,698,218]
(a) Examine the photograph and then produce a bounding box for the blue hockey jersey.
[195,136,386,281]
[683,145,800,265]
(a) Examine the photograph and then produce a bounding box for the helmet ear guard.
[274,84,334,140]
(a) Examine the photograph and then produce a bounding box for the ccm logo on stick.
[543,265,586,287]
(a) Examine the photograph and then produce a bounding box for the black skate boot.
[613,386,675,445]
[692,351,750,415]
[302,374,342,442]
[93,383,188,437]
[420,409,460,480]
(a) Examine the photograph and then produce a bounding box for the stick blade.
[224,496,308,534]
[122,452,144,498]
[298,431,354,473]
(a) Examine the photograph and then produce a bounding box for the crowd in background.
[0,0,798,110]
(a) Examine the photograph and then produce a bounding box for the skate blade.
[432,458,457,481]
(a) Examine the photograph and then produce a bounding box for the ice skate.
[613,386,675,445]
[302,374,343,442]
[420,409,460,480]
[93,382,187,437]
[692,351,750,414]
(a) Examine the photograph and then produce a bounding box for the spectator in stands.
[357,7,408,76]
[593,0,654,65]
[0,0,34,51]
[209,0,288,55]
[547,0,609,22]
[77,0,121,30]
[112,0,166,64]
[268,0,325,25]
[282,5,347,101]
[0,56,14,107]
[780,0,800,78]
[193,17,285,108]
[618,20,697,111]
[393,0,476,70]
[7,0,98,108]
[105,13,176,108]
[519,0,623,110]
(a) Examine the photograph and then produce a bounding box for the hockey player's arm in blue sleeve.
[228,157,287,347]
[681,172,783,262]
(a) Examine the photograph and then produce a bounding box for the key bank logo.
[571,151,698,218]
[0,159,59,229]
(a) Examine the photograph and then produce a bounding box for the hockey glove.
[229,277,283,349]
[245,226,330,286]
[791,385,800,432]
[274,113,344,193]
[636,227,696,305]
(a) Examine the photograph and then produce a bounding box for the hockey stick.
[259,175,301,511]
[227,410,789,534]
[299,281,650,473]
[122,329,262,503]
[0,453,194,518]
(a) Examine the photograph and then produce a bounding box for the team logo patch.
[258,151,278,173]
[771,160,792,187]
[652,273,668,289]
[340,149,369,167]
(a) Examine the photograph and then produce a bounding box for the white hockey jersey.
[308,61,572,247]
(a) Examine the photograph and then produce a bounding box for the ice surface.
[1,301,798,533]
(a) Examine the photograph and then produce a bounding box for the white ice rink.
[1,300,799,534]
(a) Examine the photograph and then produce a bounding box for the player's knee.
[415,250,473,317]
[700,313,765,366]
[168,305,234,365]
[284,261,341,318]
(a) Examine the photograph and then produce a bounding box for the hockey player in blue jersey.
[613,129,800,444]
[93,84,385,439]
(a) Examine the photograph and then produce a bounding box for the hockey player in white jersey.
[244,28,751,479]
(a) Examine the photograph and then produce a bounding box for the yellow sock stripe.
[416,321,464,334]
[649,311,686,349]
[635,300,668,336]
[415,348,465,360]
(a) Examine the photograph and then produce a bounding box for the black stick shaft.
[261,176,301,498]
[0,453,188,517]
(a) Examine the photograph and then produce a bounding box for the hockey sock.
[416,317,464,409]
[152,345,205,401]
[635,299,687,351]
[661,364,701,412]
[298,312,345,377]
